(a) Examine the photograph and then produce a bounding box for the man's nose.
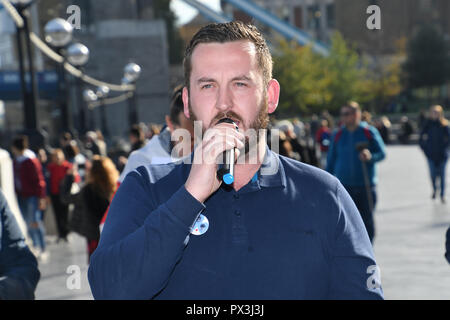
[215,86,233,112]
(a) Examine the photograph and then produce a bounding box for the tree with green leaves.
[403,25,450,98]
[273,32,375,116]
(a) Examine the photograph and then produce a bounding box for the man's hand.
[359,149,372,162]
[185,122,244,203]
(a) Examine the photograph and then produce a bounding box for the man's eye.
[201,84,213,89]
[235,82,247,87]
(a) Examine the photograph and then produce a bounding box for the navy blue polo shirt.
[88,147,383,300]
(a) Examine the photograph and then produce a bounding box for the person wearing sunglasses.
[326,102,386,243]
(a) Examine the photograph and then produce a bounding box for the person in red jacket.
[315,119,331,169]
[47,148,74,242]
[11,135,48,258]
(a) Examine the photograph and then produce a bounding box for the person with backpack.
[60,156,119,261]
[326,102,386,243]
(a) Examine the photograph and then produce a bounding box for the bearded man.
[88,21,383,300]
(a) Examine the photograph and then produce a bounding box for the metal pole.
[100,99,109,137]
[15,25,29,126]
[75,71,85,135]
[128,89,138,126]
[22,11,38,130]
[57,51,71,133]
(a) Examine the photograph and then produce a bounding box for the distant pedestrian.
[361,111,373,125]
[64,141,88,182]
[419,105,449,203]
[47,149,76,242]
[292,118,305,139]
[316,119,331,169]
[61,156,119,261]
[95,130,108,157]
[418,109,427,131]
[327,102,386,243]
[147,123,161,140]
[11,135,48,257]
[374,116,391,145]
[399,116,414,144]
[128,124,146,156]
[84,131,102,158]
[309,114,320,146]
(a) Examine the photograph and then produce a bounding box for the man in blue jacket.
[88,22,383,300]
[326,102,386,243]
[0,189,40,299]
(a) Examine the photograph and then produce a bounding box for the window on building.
[307,5,320,31]
[326,4,335,29]
[294,6,303,29]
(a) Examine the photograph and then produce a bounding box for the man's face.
[340,107,360,127]
[182,40,279,136]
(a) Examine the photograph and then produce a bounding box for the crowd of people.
[1,93,449,299]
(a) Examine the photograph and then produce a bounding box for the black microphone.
[216,118,239,185]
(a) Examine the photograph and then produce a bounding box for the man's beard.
[188,95,269,155]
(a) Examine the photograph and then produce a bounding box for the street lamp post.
[44,18,73,134]
[83,89,97,131]
[66,43,89,135]
[96,85,110,137]
[11,0,38,131]
[123,62,141,127]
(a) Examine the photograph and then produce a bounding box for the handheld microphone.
[216,118,239,185]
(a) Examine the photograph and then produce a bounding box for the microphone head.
[216,117,239,130]
[223,173,234,185]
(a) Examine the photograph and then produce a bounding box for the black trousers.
[344,185,377,243]
[50,193,69,239]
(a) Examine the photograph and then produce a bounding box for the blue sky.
[171,0,222,26]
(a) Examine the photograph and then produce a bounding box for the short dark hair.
[129,124,144,141]
[169,85,184,126]
[343,101,361,112]
[12,135,29,151]
[183,21,272,89]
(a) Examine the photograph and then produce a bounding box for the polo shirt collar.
[257,145,286,188]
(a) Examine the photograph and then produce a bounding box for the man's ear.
[182,86,190,119]
[266,79,280,114]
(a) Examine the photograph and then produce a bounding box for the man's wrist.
[184,183,206,204]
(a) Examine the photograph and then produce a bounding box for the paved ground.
[35,234,92,300]
[374,145,450,299]
[34,145,450,300]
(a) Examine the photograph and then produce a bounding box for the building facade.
[0,0,171,145]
